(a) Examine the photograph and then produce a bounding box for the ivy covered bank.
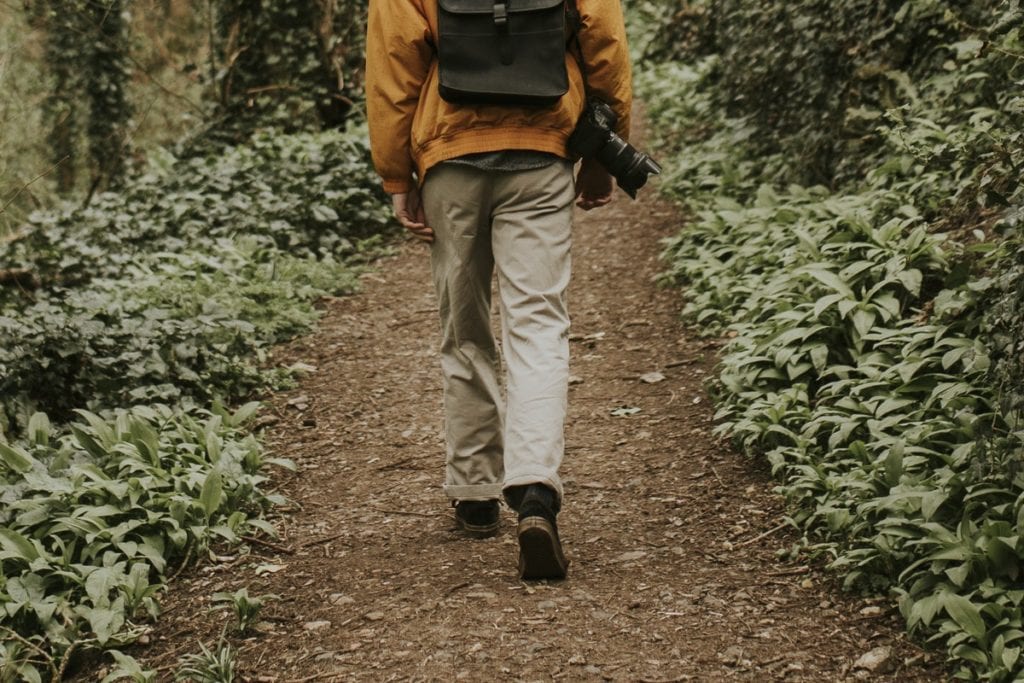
[635,1,1024,679]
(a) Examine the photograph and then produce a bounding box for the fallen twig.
[369,506,441,518]
[301,532,347,549]
[0,626,57,678]
[375,453,433,471]
[445,581,472,596]
[242,535,295,555]
[736,521,790,548]
[168,539,194,581]
[0,156,70,217]
[768,565,810,577]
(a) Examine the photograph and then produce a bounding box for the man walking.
[366,0,632,580]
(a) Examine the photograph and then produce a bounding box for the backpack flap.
[437,0,569,106]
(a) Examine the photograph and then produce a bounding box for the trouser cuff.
[502,474,563,509]
[444,483,504,501]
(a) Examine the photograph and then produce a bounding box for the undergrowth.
[641,1,1024,679]
[0,403,291,680]
[0,123,392,677]
[0,128,391,434]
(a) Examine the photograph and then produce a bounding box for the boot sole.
[455,518,500,539]
[518,517,569,580]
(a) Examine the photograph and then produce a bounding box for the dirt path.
[107,181,948,681]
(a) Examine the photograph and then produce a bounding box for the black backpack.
[436,0,580,107]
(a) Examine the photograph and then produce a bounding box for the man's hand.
[392,188,434,243]
[575,160,614,211]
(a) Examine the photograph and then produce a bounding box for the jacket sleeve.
[365,0,434,194]
[576,0,633,141]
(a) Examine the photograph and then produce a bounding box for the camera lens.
[596,136,663,199]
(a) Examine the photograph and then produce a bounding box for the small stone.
[303,620,331,631]
[365,611,385,622]
[253,621,276,634]
[569,654,587,665]
[720,646,744,666]
[612,550,648,564]
[467,591,498,600]
[859,605,883,617]
[329,593,355,605]
[287,395,310,410]
[854,646,894,674]
[568,375,585,385]
[640,372,666,384]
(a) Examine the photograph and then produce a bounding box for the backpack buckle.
[494,2,508,29]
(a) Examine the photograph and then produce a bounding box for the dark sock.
[515,484,558,524]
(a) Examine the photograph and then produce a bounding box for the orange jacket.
[366,0,633,194]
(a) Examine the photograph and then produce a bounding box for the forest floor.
[84,169,949,682]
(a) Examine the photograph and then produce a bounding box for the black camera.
[568,99,662,199]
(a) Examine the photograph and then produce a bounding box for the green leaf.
[801,267,856,298]
[943,592,988,644]
[129,419,161,466]
[884,441,904,486]
[0,528,40,562]
[230,401,261,426]
[1002,646,1020,672]
[86,566,123,605]
[206,431,222,465]
[0,442,38,474]
[851,308,876,338]
[897,269,923,297]
[78,602,126,646]
[200,469,224,520]
[27,413,51,447]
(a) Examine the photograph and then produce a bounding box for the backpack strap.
[495,0,514,65]
[566,0,581,35]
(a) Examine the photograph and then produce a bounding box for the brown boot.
[513,485,568,580]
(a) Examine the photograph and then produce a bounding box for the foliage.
[988,210,1024,424]
[656,0,1018,186]
[40,0,86,196]
[38,0,134,195]
[208,0,368,142]
[174,635,236,683]
[0,128,392,434]
[0,403,291,681]
[83,0,133,192]
[211,588,276,634]
[642,0,1024,678]
[100,650,157,683]
[1,1,208,227]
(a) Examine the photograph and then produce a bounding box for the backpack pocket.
[437,0,569,107]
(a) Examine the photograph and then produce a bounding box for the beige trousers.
[422,160,575,504]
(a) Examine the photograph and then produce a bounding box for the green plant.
[0,403,292,680]
[641,1,1024,678]
[174,634,236,683]
[211,588,277,634]
[100,651,157,683]
[207,0,368,142]
[0,127,392,435]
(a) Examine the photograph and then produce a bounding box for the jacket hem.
[415,127,572,184]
